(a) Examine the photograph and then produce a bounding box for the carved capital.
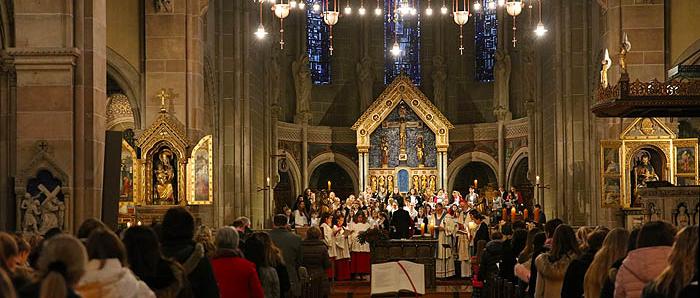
[493,105,511,122]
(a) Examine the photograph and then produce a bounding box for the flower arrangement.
[357,227,389,245]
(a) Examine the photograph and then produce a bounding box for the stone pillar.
[495,107,508,186]
[525,100,537,201]
[437,150,448,191]
[0,59,16,231]
[302,120,309,189]
[358,150,366,192]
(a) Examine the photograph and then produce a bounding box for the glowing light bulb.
[254,24,268,39]
[425,6,433,16]
[440,5,448,15]
[344,4,352,15]
[474,1,482,11]
[497,0,505,7]
[358,6,366,15]
[488,0,497,10]
[290,0,297,8]
[410,7,417,15]
[534,21,548,37]
[390,42,401,56]
[313,2,321,12]
[298,1,305,9]
[374,7,382,15]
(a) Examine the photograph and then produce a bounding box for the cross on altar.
[156,89,172,112]
[382,104,422,161]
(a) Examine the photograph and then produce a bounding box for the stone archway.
[309,163,356,200]
[451,162,498,197]
[507,147,529,187]
[447,151,499,191]
[308,152,359,195]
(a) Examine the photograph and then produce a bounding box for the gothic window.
[384,1,421,85]
[307,6,331,85]
[474,0,498,82]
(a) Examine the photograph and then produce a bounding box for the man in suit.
[269,214,302,298]
[390,198,412,239]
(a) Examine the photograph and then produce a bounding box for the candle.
[137,220,142,226]
[502,208,507,221]
[428,224,435,236]
[474,179,478,188]
[534,207,541,223]
[511,206,516,222]
[524,208,529,220]
[328,180,331,191]
[126,222,132,228]
[468,222,477,230]
[420,223,425,235]
[536,175,540,185]
[266,177,270,186]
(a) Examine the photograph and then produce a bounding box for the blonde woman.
[583,228,630,298]
[642,225,698,298]
[19,234,88,298]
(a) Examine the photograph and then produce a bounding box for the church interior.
[0,0,699,297]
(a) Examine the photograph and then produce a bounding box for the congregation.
[0,188,698,298]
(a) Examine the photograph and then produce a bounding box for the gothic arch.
[507,147,529,186]
[308,152,359,195]
[447,152,499,190]
[107,48,143,129]
[279,150,302,198]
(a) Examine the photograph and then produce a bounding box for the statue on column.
[356,56,374,112]
[432,56,447,111]
[619,33,631,75]
[601,49,612,88]
[292,55,312,124]
[416,135,425,167]
[381,136,390,168]
[494,49,511,116]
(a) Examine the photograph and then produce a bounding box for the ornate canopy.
[351,75,454,152]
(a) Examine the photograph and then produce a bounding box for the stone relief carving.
[20,193,41,234]
[356,56,374,112]
[154,0,173,13]
[431,56,447,111]
[292,55,312,124]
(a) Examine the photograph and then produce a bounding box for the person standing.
[389,199,411,239]
[455,201,473,278]
[211,227,263,298]
[269,214,302,298]
[642,225,698,298]
[534,224,580,298]
[430,203,455,278]
[300,227,331,298]
[333,216,352,281]
[349,213,371,280]
[320,214,336,280]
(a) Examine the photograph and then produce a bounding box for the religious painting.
[152,144,178,205]
[676,147,696,174]
[397,169,410,193]
[189,135,213,204]
[120,140,137,202]
[603,147,620,174]
[602,177,621,208]
[369,101,436,168]
[629,148,665,207]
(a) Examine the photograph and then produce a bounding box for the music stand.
[441,243,451,279]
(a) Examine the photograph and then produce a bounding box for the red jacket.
[211,251,264,298]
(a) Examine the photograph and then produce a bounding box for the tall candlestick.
[511,206,516,222]
[523,208,529,220]
[534,207,541,223]
[536,175,540,185]
[266,177,270,187]
[474,179,478,188]
[328,180,331,191]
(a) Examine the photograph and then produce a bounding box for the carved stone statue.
[20,193,41,234]
[356,56,374,111]
[155,149,176,204]
[37,184,64,234]
[619,33,631,75]
[634,151,659,188]
[415,135,425,167]
[387,175,395,193]
[381,136,389,168]
[520,37,536,102]
[370,176,378,193]
[420,175,428,191]
[432,56,447,110]
[428,175,436,194]
[412,175,420,192]
[378,175,386,191]
[268,53,281,104]
[494,49,511,115]
[601,49,612,88]
[292,55,312,124]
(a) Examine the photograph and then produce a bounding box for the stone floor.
[330,280,474,297]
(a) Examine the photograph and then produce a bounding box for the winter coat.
[300,239,331,297]
[614,246,672,298]
[162,241,220,298]
[138,259,188,298]
[479,240,504,282]
[75,258,155,298]
[600,259,623,298]
[210,249,264,298]
[257,266,280,298]
[560,248,597,298]
[534,252,577,298]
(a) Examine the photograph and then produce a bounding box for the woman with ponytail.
[18,234,87,298]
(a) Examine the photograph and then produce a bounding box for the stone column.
[357,150,366,192]
[302,119,309,189]
[525,100,537,201]
[494,107,508,186]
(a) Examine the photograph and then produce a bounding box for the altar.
[352,75,453,194]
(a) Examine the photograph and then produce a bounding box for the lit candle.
[420,223,425,235]
[511,206,516,222]
[126,222,132,228]
[328,180,332,191]
[534,207,541,223]
[468,222,477,230]
[266,177,270,186]
[137,220,142,226]
[523,208,529,220]
[428,223,435,236]
[536,175,540,185]
[474,179,478,188]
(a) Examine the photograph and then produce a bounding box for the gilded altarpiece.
[600,118,699,209]
[188,135,213,205]
[352,75,453,193]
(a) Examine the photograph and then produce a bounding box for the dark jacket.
[390,208,412,239]
[139,258,188,298]
[268,227,302,296]
[18,282,81,298]
[300,239,331,297]
[600,258,624,298]
[474,222,490,244]
[499,238,517,282]
[480,240,505,282]
[528,247,549,297]
[561,248,598,298]
[162,241,220,298]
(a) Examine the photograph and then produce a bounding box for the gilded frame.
[120,139,141,204]
[188,135,213,205]
[673,139,699,186]
[600,140,622,208]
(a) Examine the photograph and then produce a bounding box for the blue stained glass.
[307,7,331,85]
[384,1,421,85]
[474,0,498,82]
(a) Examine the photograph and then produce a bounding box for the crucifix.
[382,103,422,161]
[156,89,172,112]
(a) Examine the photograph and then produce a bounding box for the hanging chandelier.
[323,0,340,55]
[452,0,470,55]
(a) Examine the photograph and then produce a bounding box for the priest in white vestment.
[429,203,455,278]
[455,201,473,277]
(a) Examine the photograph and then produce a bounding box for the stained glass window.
[384,1,421,85]
[474,0,498,82]
[307,6,331,85]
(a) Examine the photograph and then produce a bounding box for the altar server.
[349,213,371,279]
[333,215,352,281]
[430,203,455,278]
[320,214,336,279]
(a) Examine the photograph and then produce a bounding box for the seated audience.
[614,221,676,298]
[534,224,580,297]
[211,227,264,298]
[642,225,698,298]
[19,234,87,298]
[160,207,220,298]
[122,226,188,297]
[583,228,630,298]
[561,229,608,297]
[75,229,154,298]
[195,225,216,259]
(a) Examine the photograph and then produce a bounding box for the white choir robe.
[321,222,337,258]
[455,211,473,277]
[334,225,351,260]
[349,222,371,253]
[429,211,455,278]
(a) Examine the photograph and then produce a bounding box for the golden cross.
[156,89,171,111]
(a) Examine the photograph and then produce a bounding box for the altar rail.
[370,238,438,289]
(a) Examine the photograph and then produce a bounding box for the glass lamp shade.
[390,42,401,56]
[274,4,291,19]
[453,11,469,25]
[505,1,523,16]
[323,11,340,26]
